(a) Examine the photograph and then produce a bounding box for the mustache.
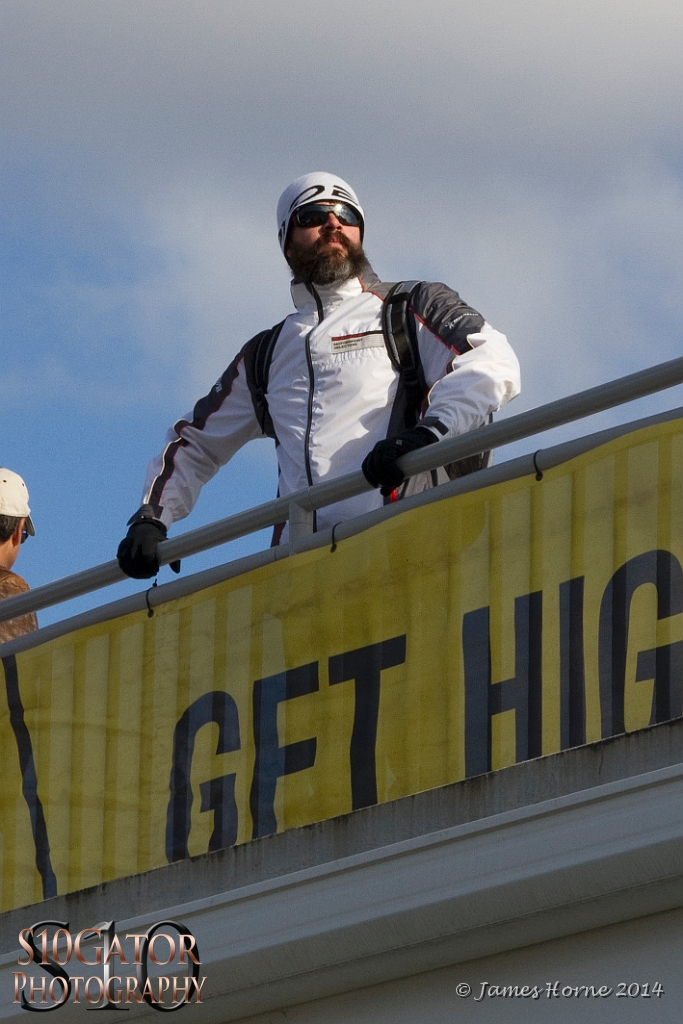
[314,231,350,252]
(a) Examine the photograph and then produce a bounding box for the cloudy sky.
[2,0,682,624]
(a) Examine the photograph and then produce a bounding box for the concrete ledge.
[1,758,683,1022]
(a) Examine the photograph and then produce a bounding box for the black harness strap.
[382,281,426,436]
[243,319,286,439]
[383,280,491,478]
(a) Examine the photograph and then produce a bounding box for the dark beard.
[287,233,370,286]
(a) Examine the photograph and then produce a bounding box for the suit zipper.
[303,330,315,487]
[303,284,323,498]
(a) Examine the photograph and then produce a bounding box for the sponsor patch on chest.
[330,330,385,353]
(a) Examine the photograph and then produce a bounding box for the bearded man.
[118,172,520,579]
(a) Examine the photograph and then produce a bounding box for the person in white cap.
[118,172,520,578]
[0,468,38,644]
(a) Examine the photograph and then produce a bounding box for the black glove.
[117,508,181,579]
[362,426,438,496]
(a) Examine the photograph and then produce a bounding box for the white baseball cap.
[277,172,364,253]
[0,469,35,536]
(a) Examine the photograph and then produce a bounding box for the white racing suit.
[140,267,521,538]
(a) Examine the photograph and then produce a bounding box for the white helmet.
[277,172,364,253]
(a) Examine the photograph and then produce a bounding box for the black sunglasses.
[21,527,29,544]
[292,202,362,230]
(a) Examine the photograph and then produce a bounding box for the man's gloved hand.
[362,426,438,496]
[117,507,181,579]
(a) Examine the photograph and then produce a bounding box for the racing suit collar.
[290,266,382,317]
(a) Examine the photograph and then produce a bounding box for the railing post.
[289,501,314,541]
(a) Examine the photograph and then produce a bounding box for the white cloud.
[136,186,292,394]
[1,0,681,158]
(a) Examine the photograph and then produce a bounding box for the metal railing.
[2,354,683,626]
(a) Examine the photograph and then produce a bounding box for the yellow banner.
[2,417,683,912]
